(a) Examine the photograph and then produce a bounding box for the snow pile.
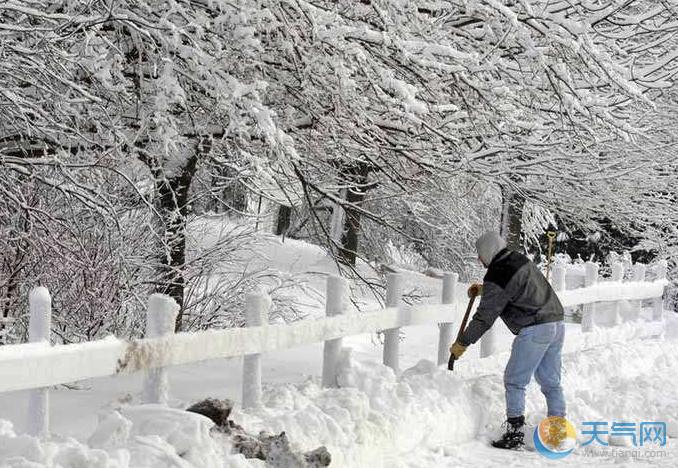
[235,315,678,467]
[1,315,676,467]
[0,419,119,467]
[236,348,502,466]
[0,406,254,468]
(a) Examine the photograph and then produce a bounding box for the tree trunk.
[1,205,31,343]
[329,189,346,244]
[275,205,291,237]
[500,187,525,252]
[155,154,199,332]
[339,162,371,266]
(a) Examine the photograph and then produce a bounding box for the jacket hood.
[476,231,507,266]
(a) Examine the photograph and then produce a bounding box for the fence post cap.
[148,293,180,309]
[146,294,179,337]
[246,291,271,326]
[29,287,51,303]
[245,291,272,309]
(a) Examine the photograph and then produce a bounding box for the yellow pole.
[546,231,556,281]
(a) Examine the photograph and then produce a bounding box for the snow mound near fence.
[0,406,252,468]
[237,316,678,467]
[2,316,677,467]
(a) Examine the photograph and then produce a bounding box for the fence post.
[322,276,347,387]
[610,262,624,325]
[552,263,566,293]
[478,280,496,357]
[582,262,599,332]
[437,273,458,366]
[383,273,402,373]
[142,294,179,405]
[479,322,496,358]
[242,293,270,409]
[631,263,646,321]
[652,261,668,321]
[27,287,51,437]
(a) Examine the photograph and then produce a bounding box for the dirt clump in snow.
[187,398,331,467]
[187,397,236,430]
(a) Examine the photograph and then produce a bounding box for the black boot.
[492,416,525,450]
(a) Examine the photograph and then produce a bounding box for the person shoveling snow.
[449,231,566,450]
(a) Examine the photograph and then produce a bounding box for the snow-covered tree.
[259,0,668,262]
[486,0,678,248]
[2,0,677,339]
[1,1,301,331]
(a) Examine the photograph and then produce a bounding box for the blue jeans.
[504,321,566,418]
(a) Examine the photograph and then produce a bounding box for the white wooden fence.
[0,260,669,436]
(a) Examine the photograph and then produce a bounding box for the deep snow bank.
[0,406,253,468]
[2,316,676,468]
[235,315,678,467]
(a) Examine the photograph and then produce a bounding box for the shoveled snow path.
[400,335,678,467]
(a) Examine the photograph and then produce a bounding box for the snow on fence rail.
[0,261,669,436]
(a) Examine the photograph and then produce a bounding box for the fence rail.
[0,303,458,393]
[0,260,669,436]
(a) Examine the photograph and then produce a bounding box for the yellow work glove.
[449,341,467,359]
[467,283,483,298]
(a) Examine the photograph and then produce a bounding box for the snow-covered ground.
[1,231,676,467]
[1,317,677,467]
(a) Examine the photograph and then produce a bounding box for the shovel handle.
[447,293,478,372]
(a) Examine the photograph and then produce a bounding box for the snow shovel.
[448,293,478,371]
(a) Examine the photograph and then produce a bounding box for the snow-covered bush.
[381,241,428,272]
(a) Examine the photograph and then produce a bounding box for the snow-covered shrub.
[359,176,500,282]
[382,241,428,271]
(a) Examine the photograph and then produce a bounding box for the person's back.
[485,249,564,335]
[449,231,567,450]
[458,235,564,346]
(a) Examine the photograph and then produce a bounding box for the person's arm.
[458,281,510,346]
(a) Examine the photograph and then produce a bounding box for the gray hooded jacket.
[459,233,564,346]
